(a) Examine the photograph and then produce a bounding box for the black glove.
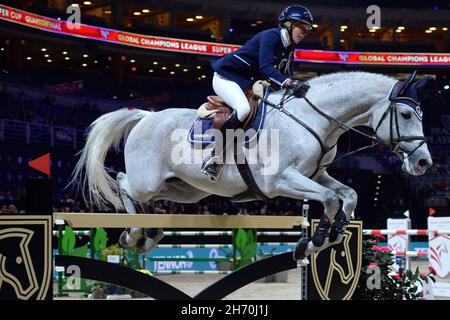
[288,80,310,98]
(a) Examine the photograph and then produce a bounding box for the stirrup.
[201,156,223,182]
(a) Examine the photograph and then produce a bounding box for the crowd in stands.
[0,190,304,217]
[0,88,102,129]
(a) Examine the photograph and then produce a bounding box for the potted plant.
[354,234,436,300]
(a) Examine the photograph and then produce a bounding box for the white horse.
[72,71,432,259]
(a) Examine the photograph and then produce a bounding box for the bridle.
[372,84,427,160]
[257,81,427,179]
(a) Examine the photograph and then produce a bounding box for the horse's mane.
[272,71,395,96]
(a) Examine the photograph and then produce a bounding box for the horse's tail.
[70,108,149,210]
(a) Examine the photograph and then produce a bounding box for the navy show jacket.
[211,28,296,90]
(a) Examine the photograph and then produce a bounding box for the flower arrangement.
[354,234,435,300]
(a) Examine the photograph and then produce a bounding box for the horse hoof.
[329,210,347,243]
[136,237,159,254]
[311,233,327,247]
[145,228,164,243]
[293,238,309,260]
[128,227,143,239]
[119,231,139,247]
[119,231,129,247]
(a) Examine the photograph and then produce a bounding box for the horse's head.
[0,229,39,299]
[372,71,432,176]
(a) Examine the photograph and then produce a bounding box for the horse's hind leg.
[117,172,164,253]
[134,200,164,254]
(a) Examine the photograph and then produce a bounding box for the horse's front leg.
[316,171,358,244]
[272,166,341,259]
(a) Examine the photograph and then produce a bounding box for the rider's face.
[292,23,309,44]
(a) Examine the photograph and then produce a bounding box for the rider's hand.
[291,80,310,98]
[284,78,297,87]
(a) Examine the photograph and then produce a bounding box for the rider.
[201,5,316,182]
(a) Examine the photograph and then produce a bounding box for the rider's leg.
[212,73,251,121]
[201,74,250,181]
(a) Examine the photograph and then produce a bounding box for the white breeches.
[212,73,250,121]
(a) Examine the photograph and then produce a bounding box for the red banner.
[294,49,450,66]
[0,4,240,56]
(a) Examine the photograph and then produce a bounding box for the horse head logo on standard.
[0,229,39,299]
[71,70,432,260]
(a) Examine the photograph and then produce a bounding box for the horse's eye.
[401,112,412,119]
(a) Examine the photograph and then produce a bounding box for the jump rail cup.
[53,213,305,229]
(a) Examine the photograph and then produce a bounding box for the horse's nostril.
[418,159,428,167]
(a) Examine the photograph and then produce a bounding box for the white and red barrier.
[364,216,450,299]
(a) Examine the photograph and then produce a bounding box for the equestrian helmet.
[278,5,317,32]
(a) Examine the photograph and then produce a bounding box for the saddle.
[197,80,270,130]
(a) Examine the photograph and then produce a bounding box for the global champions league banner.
[2,4,450,65]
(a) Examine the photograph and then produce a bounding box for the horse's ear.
[398,70,418,95]
[412,77,430,92]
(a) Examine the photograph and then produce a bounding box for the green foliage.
[233,229,257,269]
[93,228,108,258]
[71,244,89,258]
[122,246,143,269]
[61,227,76,254]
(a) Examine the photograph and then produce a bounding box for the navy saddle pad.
[188,89,268,147]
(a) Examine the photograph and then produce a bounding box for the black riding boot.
[201,110,243,182]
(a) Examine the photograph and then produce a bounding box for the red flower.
[392,274,401,280]
[372,246,380,251]
[368,262,378,268]
[374,234,386,241]
[428,266,437,275]
[380,246,391,252]
[368,240,377,244]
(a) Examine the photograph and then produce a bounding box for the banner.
[0,4,240,56]
[295,49,450,66]
[2,4,449,65]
